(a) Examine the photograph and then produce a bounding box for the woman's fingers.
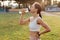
[20,8,26,15]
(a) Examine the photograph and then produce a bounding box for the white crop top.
[29,16,41,31]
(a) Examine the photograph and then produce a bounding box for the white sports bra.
[29,16,41,31]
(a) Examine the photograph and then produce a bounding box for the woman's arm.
[37,18,51,35]
[19,14,30,25]
[19,9,30,25]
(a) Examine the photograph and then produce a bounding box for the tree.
[15,0,42,4]
[57,2,60,7]
[15,0,43,9]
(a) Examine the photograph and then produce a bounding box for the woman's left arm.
[37,18,51,35]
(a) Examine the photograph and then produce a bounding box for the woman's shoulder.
[37,17,42,19]
[37,16,43,22]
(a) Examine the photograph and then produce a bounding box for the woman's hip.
[29,31,40,40]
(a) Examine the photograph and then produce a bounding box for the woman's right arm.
[19,14,30,25]
[19,9,30,25]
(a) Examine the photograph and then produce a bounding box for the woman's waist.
[30,31,40,33]
[30,31,40,37]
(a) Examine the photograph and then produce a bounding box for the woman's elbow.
[48,29,51,32]
[46,28,51,32]
[19,22,24,25]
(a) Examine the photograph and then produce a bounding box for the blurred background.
[0,0,60,12]
[0,0,60,40]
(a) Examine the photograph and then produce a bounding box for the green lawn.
[0,13,60,40]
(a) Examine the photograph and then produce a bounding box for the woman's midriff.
[30,31,40,38]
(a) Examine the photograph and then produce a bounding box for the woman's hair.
[35,4,42,18]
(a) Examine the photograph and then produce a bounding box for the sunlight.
[57,0,60,1]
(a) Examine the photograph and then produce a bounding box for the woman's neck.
[32,13,39,18]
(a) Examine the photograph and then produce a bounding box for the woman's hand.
[20,8,26,15]
[36,32,41,39]
[37,32,41,36]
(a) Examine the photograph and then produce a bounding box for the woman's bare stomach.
[30,31,40,37]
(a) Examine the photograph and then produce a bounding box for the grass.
[0,12,60,40]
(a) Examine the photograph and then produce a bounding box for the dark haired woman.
[19,2,51,40]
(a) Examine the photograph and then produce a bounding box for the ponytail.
[35,4,42,18]
[39,12,42,18]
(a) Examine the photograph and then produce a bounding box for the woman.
[19,2,51,40]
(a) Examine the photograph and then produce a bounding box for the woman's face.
[30,4,37,15]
